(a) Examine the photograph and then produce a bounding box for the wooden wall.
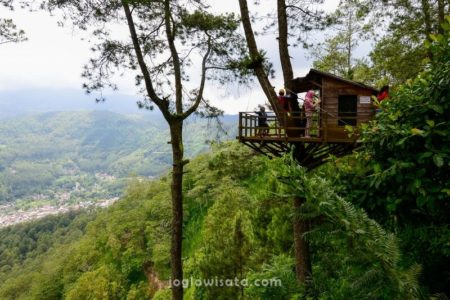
[321,77,375,142]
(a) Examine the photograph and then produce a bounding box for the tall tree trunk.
[292,142,313,286]
[421,0,433,58]
[238,0,280,117]
[170,120,184,300]
[293,196,312,284]
[277,0,294,92]
[239,0,313,286]
[346,12,353,79]
[277,2,313,286]
[437,0,445,33]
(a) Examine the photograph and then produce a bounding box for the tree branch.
[278,0,294,90]
[182,35,212,119]
[121,1,171,120]
[238,0,280,117]
[285,4,322,20]
[164,0,183,116]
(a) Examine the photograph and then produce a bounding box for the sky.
[0,1,342,115]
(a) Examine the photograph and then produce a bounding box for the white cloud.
[0,9,90,90]
[0,1,339,113]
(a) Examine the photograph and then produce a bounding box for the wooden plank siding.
[321,77,376,142]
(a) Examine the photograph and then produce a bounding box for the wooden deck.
[242,68,378,169]
[238,111,360,142]
[237,111,360,168]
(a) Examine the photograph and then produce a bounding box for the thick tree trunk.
[421,0,433,58]
[293,196,312,285]
[170,120,184,300]
[239,0,312,287]
[238,0,280,117]
[290,144,313,286]
[277,0,294,92]
[437,0,445,33]
[275,0,300,134]
[346,13,353,79]
[277,2,313,285]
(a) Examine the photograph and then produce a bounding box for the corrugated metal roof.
[291,68,379,93]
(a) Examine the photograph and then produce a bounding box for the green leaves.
[181,11,239,32]
[270,155,421,299]
[425,120,435,127]
[334,18,450,294]
[433,154,444,168]
[410,128,423,135]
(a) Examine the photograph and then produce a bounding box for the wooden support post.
[293,196,312,286]
[244,113,248,137]
[290,144,313,290]
[239,112,243,139]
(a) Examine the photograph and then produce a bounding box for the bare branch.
[182,35,212,119]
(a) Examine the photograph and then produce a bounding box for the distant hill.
[0,89,148,119]
[0,111,237,213]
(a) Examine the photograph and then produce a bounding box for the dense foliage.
[0,142,425,299]
[328,17,450,295]
[311,1,449,87]
[0,3,448,299]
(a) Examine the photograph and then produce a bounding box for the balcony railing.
[238,111,324,142]
[238,110,371,143]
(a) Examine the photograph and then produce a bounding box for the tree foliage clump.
[360,19,450,217]
[0,18,26,45]
[0,1,27,45]
[35,2,247,296]
[364,0,449,85]
[270,156,421,299]
[310,0,374,82]
[328,16,450,295]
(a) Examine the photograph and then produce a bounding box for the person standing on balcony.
[277,89,290,113]
[375,85,389,113]
[377,85,389,102]
[255,105,269,136]
[285,90,301,115]
[304,90,315,137]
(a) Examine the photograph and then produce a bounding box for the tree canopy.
[0,1,26,45]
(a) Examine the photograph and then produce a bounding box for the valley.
[0,110,236,227]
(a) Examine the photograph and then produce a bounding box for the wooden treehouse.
[238,69,378,169]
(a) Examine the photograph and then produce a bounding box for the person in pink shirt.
[304,90,316,137]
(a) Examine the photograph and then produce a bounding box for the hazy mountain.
[0,89,152,119]
[0,111,237,212]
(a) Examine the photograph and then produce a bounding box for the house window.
[338,95,357,126]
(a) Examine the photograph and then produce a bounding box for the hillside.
[0,111,236,225]
[0,142,432,299]
[0,48,448,298]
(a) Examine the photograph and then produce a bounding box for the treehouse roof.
[291,68,379,94]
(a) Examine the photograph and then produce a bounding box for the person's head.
[260,106,265,112]
[306,90,314,98]
[380,85,389,93]
[279,88,285,96]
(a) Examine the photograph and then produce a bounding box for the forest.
[0,0,449,299]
